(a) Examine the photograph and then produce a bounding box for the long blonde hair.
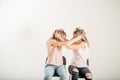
[73,28,90,47]
[51,29,66,41]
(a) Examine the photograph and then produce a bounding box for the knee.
[72,68,79,73]
[56,69,68,80]
[85,73,92,79]
[58,71,67,77]
[57,66,67,75]
[71,68,79,76]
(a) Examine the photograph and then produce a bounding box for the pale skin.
[48,31,67,47]
[65,35,86,50]
[66,35,92,79]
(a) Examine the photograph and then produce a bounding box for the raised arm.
[48,39,67,47]
[66,35,82,46]
[66,41,88,50]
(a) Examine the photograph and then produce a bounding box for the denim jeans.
[68,65,92,80]
[44,64,68,80]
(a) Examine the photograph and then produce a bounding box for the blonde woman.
[44,29,67,80]
[66,28,92,80]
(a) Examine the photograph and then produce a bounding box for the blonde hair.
[73,28,90,46]
[51,29,66,41]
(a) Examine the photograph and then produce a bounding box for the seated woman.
[66,28,92,80]
[44,29,68,80]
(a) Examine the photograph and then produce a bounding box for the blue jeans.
[44,64,68,80]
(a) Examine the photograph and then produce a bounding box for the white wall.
[0,0,120,80]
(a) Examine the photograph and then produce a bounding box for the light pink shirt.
[71,45,89,67]
[46,45,63,66]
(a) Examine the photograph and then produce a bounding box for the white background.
[0,0,120,80]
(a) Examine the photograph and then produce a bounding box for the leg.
[79,67,92,80]
[44,65,55,80]
[85,73,92,80]
[68,65,79,80]
[56,65,68,80]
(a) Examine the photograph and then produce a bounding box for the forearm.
[56,41,67,46]
[67,37,80,45]
[48,39,67,47]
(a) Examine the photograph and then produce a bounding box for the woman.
[44,29,68,80]
[66,28,92,80]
